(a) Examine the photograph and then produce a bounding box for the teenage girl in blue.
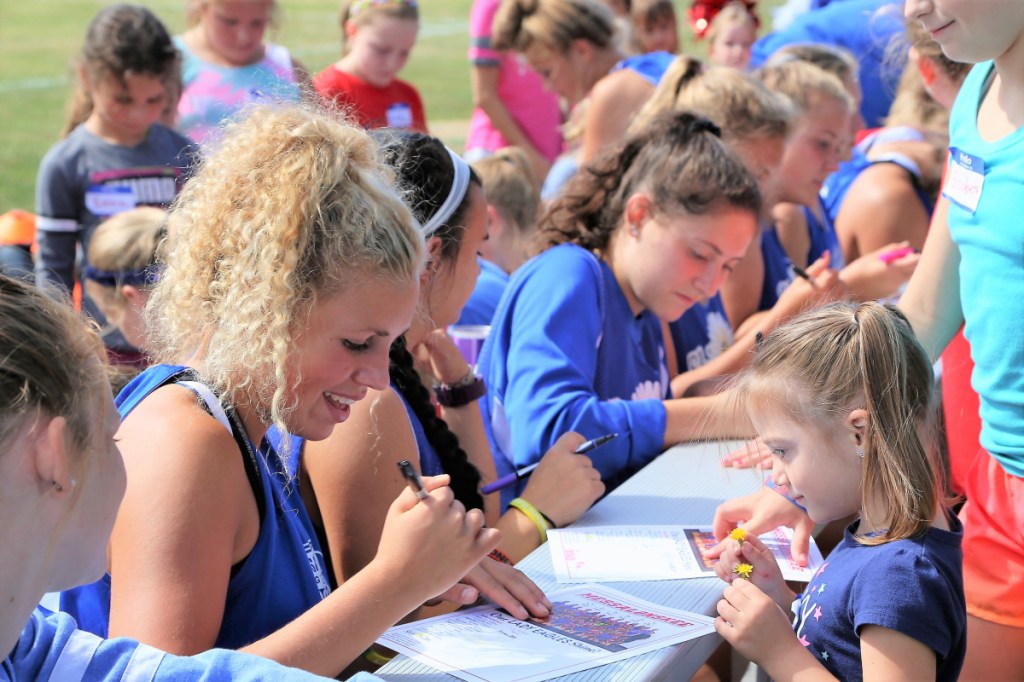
[715,302,965,682]
[302,134,603,617]
[57,104,543,678]
[477,111,762,502]
[35,5,195,364]
[0,275,379,681]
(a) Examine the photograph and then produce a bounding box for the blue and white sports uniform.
[804,198,846,270]
[759,225,796,312]
[668,293,734,377]
[821,127,934,225]
[59,365,331,650]
[478,244,669,507]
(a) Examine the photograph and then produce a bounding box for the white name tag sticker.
[385,102,414,129]
[942,148,985,214]
[85,185,136,216]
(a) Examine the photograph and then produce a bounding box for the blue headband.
[83,263,160,288]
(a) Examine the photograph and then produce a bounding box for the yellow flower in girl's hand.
[729,528,748,545]
[733,563,754,580]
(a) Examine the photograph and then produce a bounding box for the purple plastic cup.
[448,324,491,369]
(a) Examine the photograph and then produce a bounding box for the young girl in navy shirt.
[715,302,965,681]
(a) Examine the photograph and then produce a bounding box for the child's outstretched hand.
[715,579,805,673]
[706,487,814,567]
[714,531,793,610]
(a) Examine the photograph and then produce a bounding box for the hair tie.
[673,59,705,98]
[420,147,471,237]
[688,117,722,139]
[83,263,160,288]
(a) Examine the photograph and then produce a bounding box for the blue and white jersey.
[478,244,669,507]
[59,365,331,651]
[668,293,734,376]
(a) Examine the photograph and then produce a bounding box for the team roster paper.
[547,525,825,583]
[376,584,716,682]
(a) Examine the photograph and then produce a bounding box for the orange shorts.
[959,450,1024,627]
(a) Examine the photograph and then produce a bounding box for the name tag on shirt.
[386,103,414,129]
[85,185,136,216]
[943,148,985,214]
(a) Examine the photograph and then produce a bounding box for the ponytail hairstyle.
[0,275,107,485]
[628,55,793,144]
[492,0,616,54]
[339,0,419,53]
[374,131,484,511]
[472,147,540,240]
[62,4,180,137]
[742,301,947,544]
[148,103,425,444]
[536,110,761,254]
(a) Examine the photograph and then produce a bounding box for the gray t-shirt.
[34,123,196,348]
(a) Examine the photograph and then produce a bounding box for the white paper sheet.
[548,525,825,583]
[375,584,716,682]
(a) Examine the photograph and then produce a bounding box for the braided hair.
[376,130,485,511]
[388,337,483,510]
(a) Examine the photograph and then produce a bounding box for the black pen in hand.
[480,432,619,494]
[397,459,429,501]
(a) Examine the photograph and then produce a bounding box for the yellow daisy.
[729,528,747,544]
[733,563,754,580]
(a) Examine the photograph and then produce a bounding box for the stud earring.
[628,223,639,236]
[53,480,63,492]
[857,450,864,458]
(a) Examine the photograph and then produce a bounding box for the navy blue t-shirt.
[792,518,966,682]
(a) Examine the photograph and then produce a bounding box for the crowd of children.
[3,0,1022,679]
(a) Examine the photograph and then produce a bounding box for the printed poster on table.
[376,584,715,682]
[548,525,824,583]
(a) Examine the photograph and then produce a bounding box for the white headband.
[420,147,472,237]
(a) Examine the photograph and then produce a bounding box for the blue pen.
[480,433,618,494]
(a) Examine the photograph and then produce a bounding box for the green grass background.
[0,0,783,214]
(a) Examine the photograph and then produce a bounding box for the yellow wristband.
[364,647,394,667]
[509,497,552,543]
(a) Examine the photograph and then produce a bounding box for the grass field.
[0,0,783,214]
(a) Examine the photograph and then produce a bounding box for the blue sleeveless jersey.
[804,198,845,270]
[821,126,935,228]
[759,226,795,312]
[668,293,734,375]
[59,364,331,650]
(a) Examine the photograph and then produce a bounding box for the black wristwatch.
[434,373,487,407]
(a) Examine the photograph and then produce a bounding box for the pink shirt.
[465,0,562,161]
